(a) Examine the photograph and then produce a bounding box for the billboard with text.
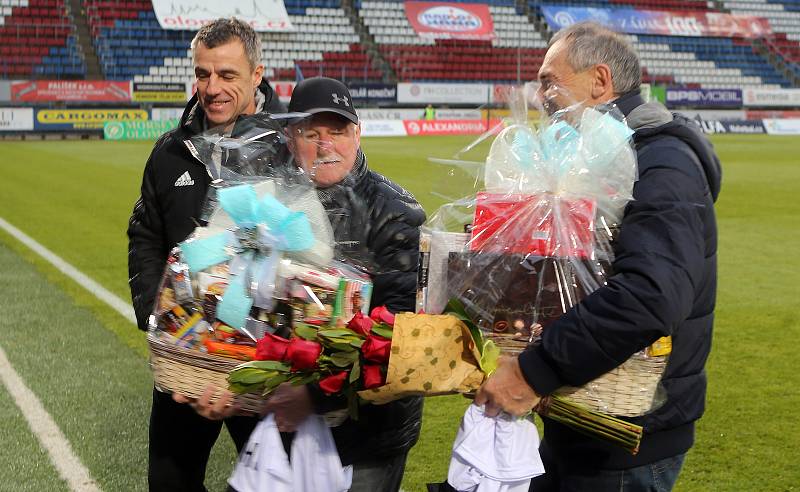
[0,108,34,131]
[666,88,742,108]
[405,2,495,40]
[152,0,293,31]
[11,80,131,102]
[542,6,770,38]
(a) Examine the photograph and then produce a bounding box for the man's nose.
[206,75,222,95]
[315,139,334,151]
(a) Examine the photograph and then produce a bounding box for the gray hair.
[550,22,641,94]
[191,18,262,70]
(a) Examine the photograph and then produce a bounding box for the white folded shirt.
[229,414,353,492]
[448,404,545,492]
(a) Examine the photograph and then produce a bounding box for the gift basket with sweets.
[147,116,373,414]
[413,85,672,450]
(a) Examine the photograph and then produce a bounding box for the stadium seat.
[0,0,85,78]
[362,1,548,82]
[86,0,376,82]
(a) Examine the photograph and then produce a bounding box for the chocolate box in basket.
[446,252,610,351]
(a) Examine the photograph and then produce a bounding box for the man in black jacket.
[256,77,426,492]
[476,22,721,491]
[127,18,286,492]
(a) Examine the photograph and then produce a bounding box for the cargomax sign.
[35,109,148,131]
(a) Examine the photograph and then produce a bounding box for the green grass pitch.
[0,133,798,491]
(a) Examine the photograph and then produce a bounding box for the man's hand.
[475,356,541,417]
[172,385,240,420]
[262,383,314,433]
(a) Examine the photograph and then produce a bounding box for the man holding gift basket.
[127,17,286,492]
[475,22,722,491]
[237,77,426,492]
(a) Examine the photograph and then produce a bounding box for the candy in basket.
[147,115,372,412]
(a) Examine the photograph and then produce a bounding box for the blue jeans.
[530,453,686,492]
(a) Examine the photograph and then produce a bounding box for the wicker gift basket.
[554,352,668,416]
[478,328,668,417]
[148,331,266,414]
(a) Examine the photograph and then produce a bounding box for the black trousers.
[148,388,259,492]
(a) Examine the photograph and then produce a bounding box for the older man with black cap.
[259,77,426,492]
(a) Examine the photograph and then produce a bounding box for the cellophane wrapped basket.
[418,85,669,417]
[147,115,372,413]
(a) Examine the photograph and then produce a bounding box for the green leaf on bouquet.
[329,351,359,367]
[445,298,484,355]
[228,367,267,384]
[228,382,263,395]
[262,373,289,396]
[371,324,393,340]
[320,335,358,345]
[290,372,320,386]
[479,340,501,376]
[349,339,366,349]
[318,328,359,339]
[349,358,361,383]
[328,342,358,352]
[234,360,291,372]
[237,369,276,385]
[294,323,319,341]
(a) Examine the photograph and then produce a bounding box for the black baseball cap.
[288,77,359,125]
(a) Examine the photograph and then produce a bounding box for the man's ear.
[591,63,614,100]
[354,122,361,147]
[253,64,264,88]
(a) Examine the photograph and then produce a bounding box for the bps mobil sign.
[35,109,148,131]
[665,88,742,108]
[404,1,495,40]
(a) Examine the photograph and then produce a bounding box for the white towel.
[229,414,353,492]
[448,404,545,492]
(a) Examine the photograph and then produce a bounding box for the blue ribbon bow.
[179,183,315,331]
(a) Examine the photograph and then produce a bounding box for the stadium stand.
[360,1,548,82]
[83,0,374,83]
[0,0,85,78]
[721,0,800,77]
[0,0,797,89]
[633,35,792,88]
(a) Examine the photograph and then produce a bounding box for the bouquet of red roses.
[228,303,491,415]
[229,301,644,454]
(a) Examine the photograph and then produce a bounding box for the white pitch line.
[0,215,140,492]
[0,216,136,324]
[0,345,102,492]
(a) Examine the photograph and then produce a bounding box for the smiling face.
[193,39,264,131]
[289,113,361,188]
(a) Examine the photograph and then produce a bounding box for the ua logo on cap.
[331,93,349,106]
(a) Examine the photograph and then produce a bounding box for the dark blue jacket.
[519,91,721,469]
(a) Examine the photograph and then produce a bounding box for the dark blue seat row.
[637,34,794,87]
[766,0,800,12]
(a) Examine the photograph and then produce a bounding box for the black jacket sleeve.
[519,141,709,395]
[128,139,169,331]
